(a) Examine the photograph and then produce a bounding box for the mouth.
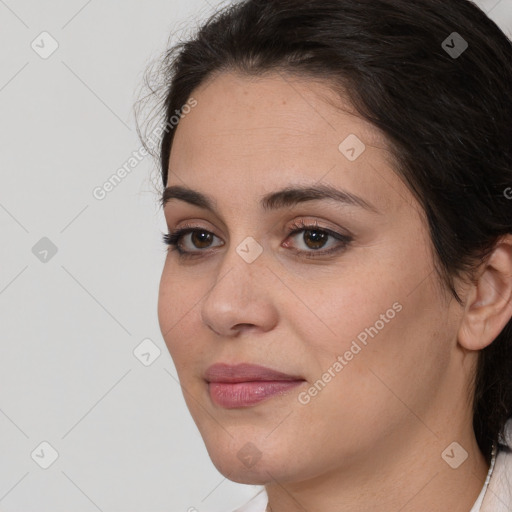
[204,363,306,409]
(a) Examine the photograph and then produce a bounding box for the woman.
[140,0,512,510]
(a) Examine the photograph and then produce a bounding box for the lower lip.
[208,380,304,408]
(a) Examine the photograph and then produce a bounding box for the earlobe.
[458,235,512,351]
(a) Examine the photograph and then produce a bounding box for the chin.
[219,466,272,485]
[201,434,289,485]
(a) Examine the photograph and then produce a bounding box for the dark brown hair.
[137,0,512,463]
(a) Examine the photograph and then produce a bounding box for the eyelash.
[162,219,353,260]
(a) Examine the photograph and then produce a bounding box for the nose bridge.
[200,231,275,335]
[219,210,266,275]
[211,231,265,299]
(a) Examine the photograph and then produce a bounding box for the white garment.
[473,418,512,512]
[232,487,267,512]
[233,418,512,512]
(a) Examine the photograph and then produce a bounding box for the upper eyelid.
[170,220,349,238]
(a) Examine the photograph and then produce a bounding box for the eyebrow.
[161,183,380,214]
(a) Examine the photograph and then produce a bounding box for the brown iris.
[191,230,214,249]
[302,229,328,250]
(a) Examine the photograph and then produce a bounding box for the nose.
[200,246,278,338]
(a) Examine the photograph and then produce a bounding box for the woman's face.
[158,71,467,484]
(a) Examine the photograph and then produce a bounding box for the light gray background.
[0,1,511,511]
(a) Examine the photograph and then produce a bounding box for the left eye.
[283,220,353,258]
[162,220,353,259]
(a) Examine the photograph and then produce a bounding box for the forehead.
[167,71,407,216]
[173,70,389,152]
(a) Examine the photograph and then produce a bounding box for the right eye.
[162,226,224,258]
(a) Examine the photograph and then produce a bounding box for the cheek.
[288,263,405,366]
[157,266,204,362]
[292,267,452,436]
[288,241,450,394]
[289,228,432,361]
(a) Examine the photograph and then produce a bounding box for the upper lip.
[204,363,305,383]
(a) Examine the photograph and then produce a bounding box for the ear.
[458,235,512,351]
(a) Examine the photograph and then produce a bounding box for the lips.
[205,363,306,409]
[204,362,304,383]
